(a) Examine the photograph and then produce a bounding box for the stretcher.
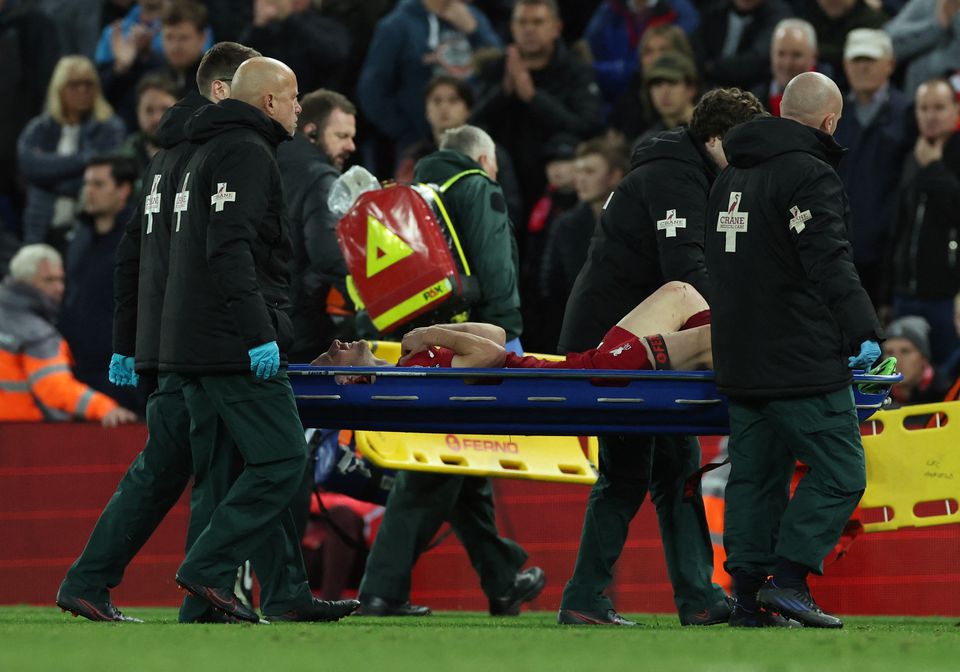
[290,364,899,435]
[859,400,960,532]
[293,364,960,534]
[344,430,600,485]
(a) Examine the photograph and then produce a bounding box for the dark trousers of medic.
[358,471,528,606]
[723,387,866,589]
[560,434,727,620]
[61,371,315,620]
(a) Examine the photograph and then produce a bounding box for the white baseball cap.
[844,29,893,60]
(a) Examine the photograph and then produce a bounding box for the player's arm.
[420,322,506,345]
[399,326,506,368]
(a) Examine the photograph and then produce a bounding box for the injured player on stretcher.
[312,281,712,372]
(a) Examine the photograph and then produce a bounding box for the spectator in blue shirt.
[358,0,502,154]
[98,1,211,129]
[94,0,212,72]
[584,0,699,107]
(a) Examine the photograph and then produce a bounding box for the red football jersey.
[400,326,652,370]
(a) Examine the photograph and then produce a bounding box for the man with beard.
[277,89,359,362]
[120,75,178,176]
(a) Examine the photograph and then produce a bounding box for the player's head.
[312,340,391,367]
[780,71,843,135]
[689,87,766,168]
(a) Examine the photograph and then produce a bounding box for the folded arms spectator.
[17,55,125,255]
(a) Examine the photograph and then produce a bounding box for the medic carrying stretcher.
[303,166,955,536]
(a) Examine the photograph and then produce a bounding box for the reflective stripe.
[345,275,364,310]
[429,189,472,276]
[37,399,71,422]
[0,380,30,392]
[75,388,94,418]
[428,168,486,278]
[371,278,454,331]
[27,363,70,384]
[438,168,486,193]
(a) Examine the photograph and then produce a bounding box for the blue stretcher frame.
[289,365,900,436]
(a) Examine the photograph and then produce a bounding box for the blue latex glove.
[848,340,881,370]
[504,337,524,355]
[108,353,139,387]
[249,341,280,380]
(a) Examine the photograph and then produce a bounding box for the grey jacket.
[885,0,960,94]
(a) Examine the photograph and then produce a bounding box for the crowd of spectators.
[2,0,960,421]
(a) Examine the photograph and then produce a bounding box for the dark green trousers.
[358,472,527,603]
[60,373,215,621]
[177,371,312,610]
[723,387,866,577]
[560,434,726,619]
[182,381,313,617]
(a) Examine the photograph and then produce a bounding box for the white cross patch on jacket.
[211,182,236,212]
[657,209,687,238]
[144,174,161,234]
[789,205,812,234]
[717,192,748,252]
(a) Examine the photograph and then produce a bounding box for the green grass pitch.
[1,607,957,672]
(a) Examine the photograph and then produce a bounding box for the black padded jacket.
[705,116,882,398]
[158,99,294,373]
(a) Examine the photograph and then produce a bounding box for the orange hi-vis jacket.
[0,280,118,422]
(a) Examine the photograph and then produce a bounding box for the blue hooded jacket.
[357,0,500,147]
[94,4,213,65]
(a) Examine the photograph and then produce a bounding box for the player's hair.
[424,74,475,109]
[196,42,261,94]
[576,137,630,176]
[689,87,767,143]
[299,89,357,135]
[9,244,62,281]
[440,125,496,162]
